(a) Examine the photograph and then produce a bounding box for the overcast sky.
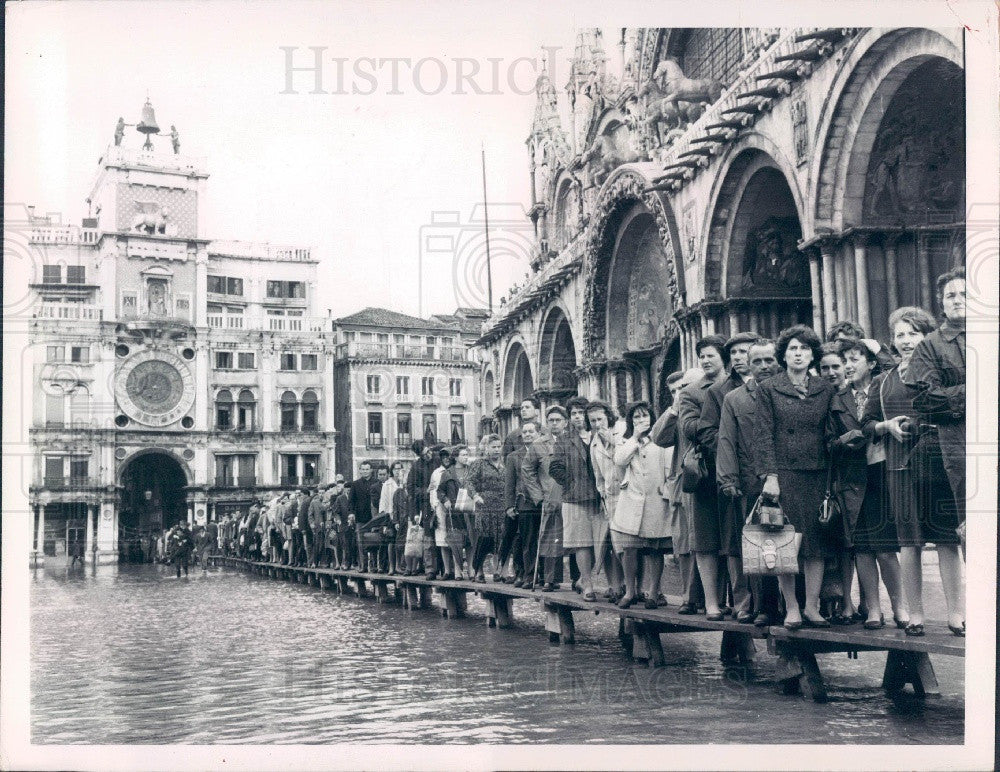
[4,1,626,319]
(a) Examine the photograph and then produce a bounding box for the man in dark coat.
[329,477,350,568]
[716,339,782,626]
[295,489,314,566]
[348,461,376,526]
[501,397,544,460]
[246,503,261,560]
[504,419,541,586]
[905,267,966,529]
[168,521,194,577]
[308,487,328,567]
[347,461,376,571]
[406,441,441,579]
[698,332,759,623]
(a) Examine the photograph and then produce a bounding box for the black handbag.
[818,458,842,529]
[681,446,707,493]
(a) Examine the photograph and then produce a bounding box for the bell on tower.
[137,99,160,150]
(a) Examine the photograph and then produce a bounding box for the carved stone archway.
[582,168,684,363]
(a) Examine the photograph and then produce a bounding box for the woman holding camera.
[757,325,836,629]
[863,306,964,636]
[830,338,907,630]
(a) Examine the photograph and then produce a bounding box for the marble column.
[768,306,780,337]
[85,503,95,559]
[833,241,850,323]
[807,248,824,333]
[916,234,932,309]
[884,236,899,312]
[852,236,872,335]
[820,240,837,332]
[34,504,44,555]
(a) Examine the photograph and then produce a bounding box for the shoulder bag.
[742,496,802,576]
[680,445,707,493]
[818,458,843,530]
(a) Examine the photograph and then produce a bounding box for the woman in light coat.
[611,401,672,609]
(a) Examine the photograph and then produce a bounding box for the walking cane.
[533,502,549,588]
[461,500,477,581]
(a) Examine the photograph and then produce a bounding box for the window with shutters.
[397,413,412,446]
[301,390,319,431]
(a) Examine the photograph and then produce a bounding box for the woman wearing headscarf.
[467,435,507,582]
[437,445,475,580]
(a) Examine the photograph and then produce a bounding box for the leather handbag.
[818,460,843,529]
[454,488,476,513]
[742,496,801,576]
[680,446,707,493]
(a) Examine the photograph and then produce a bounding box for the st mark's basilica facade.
[474,27,965,433]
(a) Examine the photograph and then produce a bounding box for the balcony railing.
[209,239,312,262]
[335,342,469,362]
[214,476,257,488]
[206,314,326,332]
[35,303,103,321]
[268,317,326,333]
[40,476,102,490]
[279,476,321,487]
[30,226,99,246]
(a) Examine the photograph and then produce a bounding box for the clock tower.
[29,100,334,567]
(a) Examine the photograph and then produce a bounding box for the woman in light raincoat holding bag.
[611,401,672,609]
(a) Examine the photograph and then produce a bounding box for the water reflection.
[31,564,963,744]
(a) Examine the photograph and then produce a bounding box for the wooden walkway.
[209,556,963,703]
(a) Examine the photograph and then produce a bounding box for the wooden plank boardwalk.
[209,555,963,703]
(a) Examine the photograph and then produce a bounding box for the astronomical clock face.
[116,350,195,427]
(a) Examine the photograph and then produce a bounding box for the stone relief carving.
[582,172,682,362]
[739,216,808,294]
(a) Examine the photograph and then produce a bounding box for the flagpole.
[480,145,494,313]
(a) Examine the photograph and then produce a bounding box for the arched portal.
[483,370,496,415]
[538,307,578,403]
[583,169,684,400]
[851,56,965,337]
[709,151,811,338]
[118,451,188,558]
[605,203,676,408]
[501,342,534,407]
[811,29,964,340]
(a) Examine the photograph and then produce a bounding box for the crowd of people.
[207,267,966,637]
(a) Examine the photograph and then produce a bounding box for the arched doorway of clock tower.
[118,452,189,563]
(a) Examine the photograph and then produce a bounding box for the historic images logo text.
[279,47,562,96]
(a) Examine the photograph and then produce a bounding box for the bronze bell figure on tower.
[137,99,160,150]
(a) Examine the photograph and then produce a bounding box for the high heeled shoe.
[948,622,965,637]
